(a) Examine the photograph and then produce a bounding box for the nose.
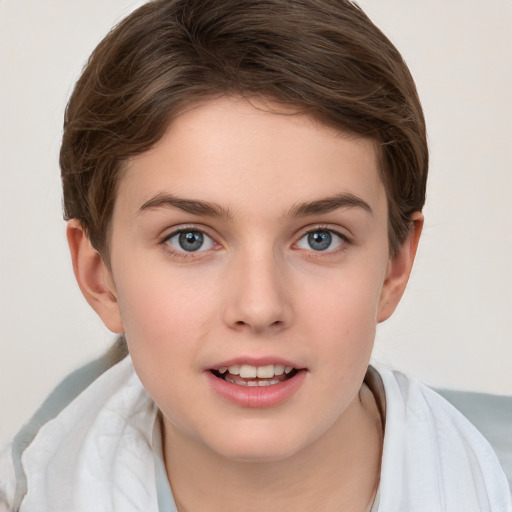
[222,249,292,334]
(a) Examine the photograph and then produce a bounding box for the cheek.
[113,267,218,380]
[303,267,384,330]
[114,273,218,431]
[116,262,214,334]
[297,267,384,374]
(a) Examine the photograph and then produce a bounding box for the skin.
[68,96,422,511]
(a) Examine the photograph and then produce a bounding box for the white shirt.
[1,356,510,511]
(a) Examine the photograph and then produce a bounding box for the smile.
[211,364,298,387]
[206,362,306,408]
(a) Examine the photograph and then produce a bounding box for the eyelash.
[295,226,350,254]
[160,226,218,260]
[159,225,351,260]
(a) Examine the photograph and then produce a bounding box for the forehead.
[117,96,386,220]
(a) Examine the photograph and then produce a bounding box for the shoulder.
[374,367,512,511]
[0,443,16,512]
[0,348,124,512]
[1,340,158,512]
[435,386,512,490]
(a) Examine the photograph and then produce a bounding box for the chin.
[217,443,302,464]
[202,422,315,463]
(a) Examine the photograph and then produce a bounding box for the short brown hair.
[60,0,428,257]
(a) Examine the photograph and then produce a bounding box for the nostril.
[233,319,283,330]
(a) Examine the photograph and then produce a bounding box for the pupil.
[308,231,331,251]
[179,231,203,251]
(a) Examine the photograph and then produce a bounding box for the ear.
[66,219,124,333]
[377,212,424,323]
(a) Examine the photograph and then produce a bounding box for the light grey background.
[1,0,511,445]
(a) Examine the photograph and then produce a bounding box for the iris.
[178,231,204,252]
[308,231,332,251]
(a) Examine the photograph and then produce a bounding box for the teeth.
[256,365,274,378]
[274,365,285,376]
[225,376,283,387]
[221,364,296,378]
[228,365,241,375]
[240,365,257,378]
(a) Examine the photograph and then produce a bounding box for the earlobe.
[377,212,424,323]
[66,220,124,334]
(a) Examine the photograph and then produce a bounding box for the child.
[1,0,510,510]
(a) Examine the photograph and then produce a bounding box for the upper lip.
[207,356,305,372]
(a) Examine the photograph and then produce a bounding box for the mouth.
[210,364,299,387]
[206,361,307,407]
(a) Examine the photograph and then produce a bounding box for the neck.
[162,383,382,512]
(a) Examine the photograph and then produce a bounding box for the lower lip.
[205,370,307,408]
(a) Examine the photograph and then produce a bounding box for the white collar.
[19,356,159,512]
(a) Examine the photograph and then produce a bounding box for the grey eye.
[166,230,214,252]
[297,230,344,252]
[308,231,331,251]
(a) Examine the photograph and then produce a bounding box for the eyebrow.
[287,193,373,217]
[138,192,372,219]
[138,193,233,219]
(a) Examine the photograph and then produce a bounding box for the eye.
[164,229,215,253]
[296,229,346,252]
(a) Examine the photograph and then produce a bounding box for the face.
[102,96,406,462]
